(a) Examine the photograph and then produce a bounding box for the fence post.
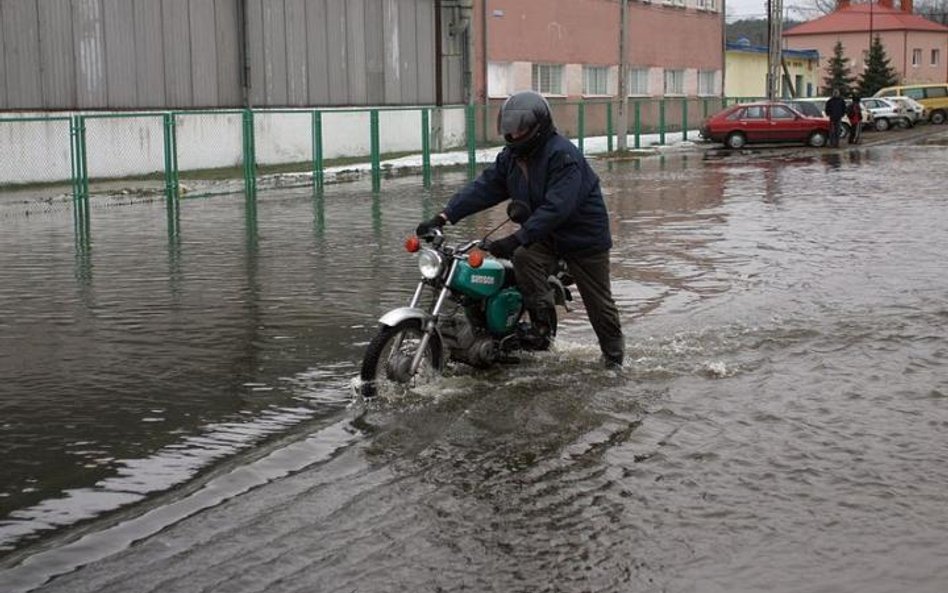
[634,101,641,149]
[162,112,180,234]
[577,101,585,154]
[607,102,614,153]
[70,116,81,207]
[370,109,381,192]
[242,109,257,204]
[312,110,324,191]
[466,105,477,180]
[659,99,666,145]
[421,108,432,188]
[71,115,90,238]
[682,98,688,142]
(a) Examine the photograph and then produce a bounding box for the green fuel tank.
[449,259,506,299]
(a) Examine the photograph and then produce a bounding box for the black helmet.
[497,90,554,156]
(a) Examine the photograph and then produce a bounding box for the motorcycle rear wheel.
[360,319,443,399]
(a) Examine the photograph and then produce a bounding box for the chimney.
[879,0,894,7]
[900,0,913,13]
[837,0,850,8]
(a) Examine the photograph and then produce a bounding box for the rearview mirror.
[506,201,530,224]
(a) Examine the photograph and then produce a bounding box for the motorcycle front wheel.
[359,319,444,399]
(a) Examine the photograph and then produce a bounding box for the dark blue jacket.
[824,95,847,120]
[443,133,612,255]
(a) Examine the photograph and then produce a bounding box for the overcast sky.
[725,0,824,22]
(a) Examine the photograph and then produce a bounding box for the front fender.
[378,307,432,328]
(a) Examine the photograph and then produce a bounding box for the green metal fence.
[2,97,755,232]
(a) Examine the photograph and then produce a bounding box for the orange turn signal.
[405,235,421,253]
[468,248,484,268]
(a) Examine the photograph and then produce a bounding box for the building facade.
[725,40,821,98]
[783,0,948,86]
[471,0,725,102]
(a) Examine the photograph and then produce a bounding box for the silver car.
[884,96,926,126]
[859,97,911,131]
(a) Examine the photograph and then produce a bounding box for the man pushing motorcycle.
[415,90,624,369]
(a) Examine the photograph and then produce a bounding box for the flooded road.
[2,134,948,592]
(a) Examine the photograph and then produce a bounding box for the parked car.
[781,99,827,118]
[790,97,870,137]
[875,83,948,125]
[699,101,831,149]
[884,96,926,126]
[860,97,911,131]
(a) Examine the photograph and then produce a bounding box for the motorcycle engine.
[440,316,497,368]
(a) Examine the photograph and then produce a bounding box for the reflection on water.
[2,141,948,593]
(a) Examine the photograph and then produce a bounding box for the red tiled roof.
[784,3,948,35]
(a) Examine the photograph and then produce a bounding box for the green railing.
[2,97,754,234]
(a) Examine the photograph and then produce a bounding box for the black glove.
[487,234,521,260]
[416,213,447,236]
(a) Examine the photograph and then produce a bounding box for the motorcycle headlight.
[418,248,443,280]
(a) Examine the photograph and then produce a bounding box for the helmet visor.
[498,107,539,138]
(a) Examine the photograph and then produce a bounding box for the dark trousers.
[829,117,843,147]
[848,120,861,143]
[513,239,625,360]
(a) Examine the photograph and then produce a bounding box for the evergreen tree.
[821,41,857,96]
[857,36,900,97]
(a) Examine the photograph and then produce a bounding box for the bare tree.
[786,0,836,21]
[914,0,948,24]
[787,0,948,24]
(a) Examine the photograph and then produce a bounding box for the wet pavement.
[2,126,948,592]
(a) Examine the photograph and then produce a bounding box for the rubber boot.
[519,307,554,351]
[601,337,624,370]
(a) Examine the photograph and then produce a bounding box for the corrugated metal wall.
[0,0,451,110]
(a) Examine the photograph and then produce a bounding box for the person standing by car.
[847,96,863,144]
[414,90,625,369]
[824,90,847,148]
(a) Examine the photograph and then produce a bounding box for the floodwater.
[2,136,948,592]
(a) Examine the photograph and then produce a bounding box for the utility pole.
[617,0,629,150]
[766,0,784,99]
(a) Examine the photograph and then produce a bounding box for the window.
[932,49,941,67]
[705,0,717,10]
[532,64,564,95]
[487,63,511,98]
[583,66,609,95]
[629,68,649,95]
[926,86,947,98]
[698,70,716,96]
[770,105,795,120]
[912,49,922,67]
[663,69,684,95]
[743,106,766,119]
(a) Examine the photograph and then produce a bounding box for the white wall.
[0,108,469,186]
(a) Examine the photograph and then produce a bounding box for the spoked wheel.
[359,319,443,399]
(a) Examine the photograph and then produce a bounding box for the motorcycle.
[359,202,574,398]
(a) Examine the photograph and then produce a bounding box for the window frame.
[531,63,565,96]
[583,65,610,96]
[628,68,649,96]
[697,70,716,96]
[663,69,685,96]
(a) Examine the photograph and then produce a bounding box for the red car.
[699,101,832,149]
